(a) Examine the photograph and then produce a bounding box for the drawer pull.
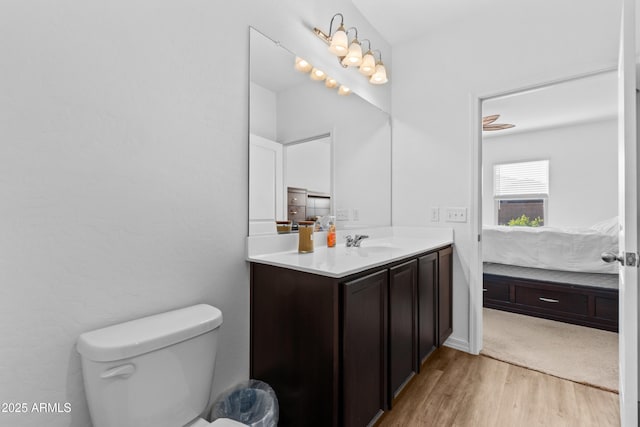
[539,297,559,303]
[483,288,488,292]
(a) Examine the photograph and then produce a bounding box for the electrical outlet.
[445,207,467,223]
[336,208,349,221]
[430,207,440,222]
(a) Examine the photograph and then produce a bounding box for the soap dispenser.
[327,216,336,248]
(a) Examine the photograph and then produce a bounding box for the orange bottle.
[327,216,336,248]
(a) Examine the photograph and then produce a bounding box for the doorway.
[469,70,621,391]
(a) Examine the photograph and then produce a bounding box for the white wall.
[278,80,392,228]
[483,119,618,227]
[249,82,277,141]
[0,1,390,426]
[391,1,621,350]
[285,138,331,194]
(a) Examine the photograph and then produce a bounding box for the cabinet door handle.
[483,288,488,292]
[539,297,559,303]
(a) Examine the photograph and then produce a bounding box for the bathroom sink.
[355,247,392,256]
[347,243,397,257]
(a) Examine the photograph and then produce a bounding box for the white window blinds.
[494,160,549,196]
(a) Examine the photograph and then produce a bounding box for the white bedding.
[482,222,619,274]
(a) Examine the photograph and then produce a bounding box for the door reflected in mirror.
[249,27,391,236]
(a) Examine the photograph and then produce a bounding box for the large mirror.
[249,27,391,235]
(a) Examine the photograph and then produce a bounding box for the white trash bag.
[210,379,278,427]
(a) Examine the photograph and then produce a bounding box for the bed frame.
[483,263,618,332]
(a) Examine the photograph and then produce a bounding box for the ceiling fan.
[482,114,515,131]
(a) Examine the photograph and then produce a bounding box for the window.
[494,160,549,226]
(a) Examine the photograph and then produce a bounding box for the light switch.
[336,208,349,221]
[430,207,439,222]
[445,207,467,223]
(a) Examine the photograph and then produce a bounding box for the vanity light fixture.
[292,57,350,96]
[341,28,363,67]
[369,50,388,85]
[313,13,349,56]
[310,67,327,81]
[294,57,313,73]
[313,13,389,84]
[292,57,344,95]
[325,77,338,88]
[359,40,376,76]
[337,85,351,96]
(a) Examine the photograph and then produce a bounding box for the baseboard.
[443,336,470,353]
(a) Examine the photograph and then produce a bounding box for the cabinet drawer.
[288,206,306,222]
[595,296,618,321]
[483,281,509,302]
[515,286,588,315]
[288,193,306,206]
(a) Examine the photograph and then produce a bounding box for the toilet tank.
[77,304,223,427]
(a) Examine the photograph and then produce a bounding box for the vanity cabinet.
[417,252,438,365]
[437,246,453,346]
[250,244,453,427]
[250,264,339,427]
[343,270,387,427]
[388,260,418,405]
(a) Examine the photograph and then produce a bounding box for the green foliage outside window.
[507,214,544,227]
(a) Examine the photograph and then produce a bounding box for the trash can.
[210,380,278,427]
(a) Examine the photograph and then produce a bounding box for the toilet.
[77,304,248,427]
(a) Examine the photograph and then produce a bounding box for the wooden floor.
[376,347,619,427]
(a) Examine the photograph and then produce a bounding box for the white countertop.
[247,227,453,278]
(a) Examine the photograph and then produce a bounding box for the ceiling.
[252,3,630,133]
[350,0,624,135]
[351,0,626,45]
[482,71,618,137]
[351,0,517,44]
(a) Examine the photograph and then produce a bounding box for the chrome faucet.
[345,234,370,247]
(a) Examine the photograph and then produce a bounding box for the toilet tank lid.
[77,304,223,362]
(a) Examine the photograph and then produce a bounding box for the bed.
[482,218,619,331]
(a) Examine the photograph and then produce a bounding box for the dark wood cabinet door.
[418,252,437,366]
[388,260,418,404]
[438,246,453,346]
[343,270,388,427]
[251,264,339,427]
[251,245,452,427]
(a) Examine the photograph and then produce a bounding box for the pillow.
[590,216,619,235]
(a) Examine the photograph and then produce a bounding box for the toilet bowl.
[76,304,252,427]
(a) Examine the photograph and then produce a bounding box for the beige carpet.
[481,308,618,392]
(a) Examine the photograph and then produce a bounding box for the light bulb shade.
[325,77,338,88]
[369,63,388,84]
[338,85,351,96]
[341,41,362,67]
[359,52,376,76]
[294,57,313,73]
[310,67,327,81]
[328,26,348,56]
